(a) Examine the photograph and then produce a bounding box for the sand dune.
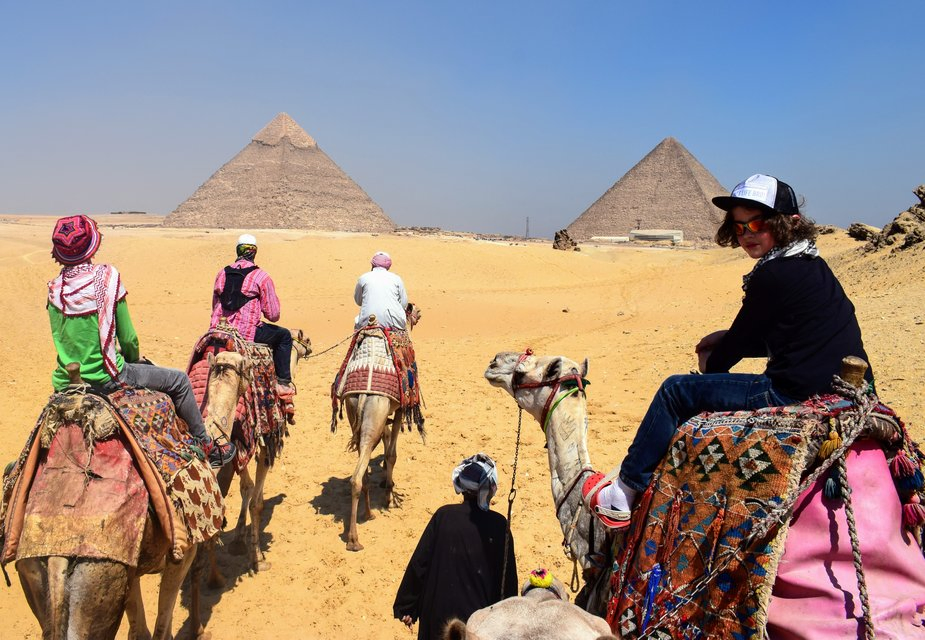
[1,215,923,639]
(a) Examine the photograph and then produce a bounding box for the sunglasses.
[734,217,768,236]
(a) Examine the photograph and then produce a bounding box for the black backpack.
[219,265,259,312]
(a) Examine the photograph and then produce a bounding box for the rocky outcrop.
[553,229,579,251]
[865,185,925,252]
[847,222,881,241]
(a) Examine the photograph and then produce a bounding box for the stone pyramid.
[164,113,395,232]
[567,137,727,242]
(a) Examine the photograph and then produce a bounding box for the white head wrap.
[452,453,498,511]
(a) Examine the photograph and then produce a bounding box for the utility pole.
[525,216,530,239]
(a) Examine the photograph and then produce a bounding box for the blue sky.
[1,1,922,237]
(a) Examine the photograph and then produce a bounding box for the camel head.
[206,350,252,400]
[290,329,312,375]
[484,351,588,422]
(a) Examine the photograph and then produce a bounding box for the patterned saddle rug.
[331,324,424,435]
[1,388,223,569]
[188,324,288,471]
[607,395,925,639]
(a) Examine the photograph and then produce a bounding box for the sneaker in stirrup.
[208,438,236,469]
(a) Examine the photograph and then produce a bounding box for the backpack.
[219,265,259,312]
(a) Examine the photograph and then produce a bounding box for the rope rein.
[501,407,523,598]
[304,332,356,359]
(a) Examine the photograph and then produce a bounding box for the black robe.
[393,499,518,640]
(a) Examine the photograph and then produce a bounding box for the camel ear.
[442,619,467,640]
[581,358,589,378]
[207,352,214,367]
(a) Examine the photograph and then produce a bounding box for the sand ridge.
[1,215,923,639]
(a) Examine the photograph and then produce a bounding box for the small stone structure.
[552,229,579,251]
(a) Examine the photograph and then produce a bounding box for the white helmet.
[237,233,257,246]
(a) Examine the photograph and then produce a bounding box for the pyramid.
[164,113,396,232]
[567,137,727,242]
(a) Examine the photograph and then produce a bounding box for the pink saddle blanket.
[768,440,925,638]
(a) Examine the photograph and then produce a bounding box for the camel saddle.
[187,323,289,471]
[1,387,224,570]
[607,395,925,639]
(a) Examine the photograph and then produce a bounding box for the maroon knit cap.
[51,215,102,265]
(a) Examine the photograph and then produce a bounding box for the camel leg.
[150,546,197,640]
[204,538,225,590]
[229,463,254,557]
[68,559,130,639]
[248,449,271,573]
[385,410,402,507]
[17,557,55,638]
[347,439,376,552]
[124,575,152,640]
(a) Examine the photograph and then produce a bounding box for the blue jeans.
[619,373,795,492]
[254,323,292,383]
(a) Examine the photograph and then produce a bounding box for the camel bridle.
[508,349,598,590]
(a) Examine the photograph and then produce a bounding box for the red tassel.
[903,499,925,528]
[891,449,918,478]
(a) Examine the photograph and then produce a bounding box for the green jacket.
[47,299,140,390]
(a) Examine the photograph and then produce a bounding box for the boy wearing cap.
[588,174,873,528]
[211,234,293,393]
[47,215,235,468]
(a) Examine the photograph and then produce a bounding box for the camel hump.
[442,619,467,640]
[840,355,869,388]
[65,362,83,385]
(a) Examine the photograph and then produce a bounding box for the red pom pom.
[902,501,925,528]
[891,450,918,478]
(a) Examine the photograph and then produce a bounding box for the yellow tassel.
[818,429,842,460]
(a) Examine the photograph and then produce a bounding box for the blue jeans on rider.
[254,323,292,384]
[618,373,796,493]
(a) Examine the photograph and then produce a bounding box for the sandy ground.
[1,215,923,639]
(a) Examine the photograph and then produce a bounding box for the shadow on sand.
[174,491,286,638]
[310,454,398,542]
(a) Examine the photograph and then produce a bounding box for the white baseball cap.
[712,174,799,215]
[237,233,257,246]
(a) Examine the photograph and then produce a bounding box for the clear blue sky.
[1,1,922,238]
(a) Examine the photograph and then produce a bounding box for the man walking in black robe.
[393,453,518,639]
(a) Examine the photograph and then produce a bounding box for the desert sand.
[1,215,923,639]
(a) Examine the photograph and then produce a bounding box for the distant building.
[567,137,727,243]
[164,113,395,232]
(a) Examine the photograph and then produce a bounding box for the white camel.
[443,572,617,640]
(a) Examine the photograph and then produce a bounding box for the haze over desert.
[1,214,924,638]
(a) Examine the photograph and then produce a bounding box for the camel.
[188,330,311,628]
[11,364,207,640]
[443,573,617,640]
[485,350,925,638]
[335,307,422,552]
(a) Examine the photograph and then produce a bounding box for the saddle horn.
[840,356,869,389]
[65,362,83,386]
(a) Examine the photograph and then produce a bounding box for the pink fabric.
[767,441,925,638]
[209,258,280,341]
[371,251,392,269]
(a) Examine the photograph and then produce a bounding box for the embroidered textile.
[331,325,425,434]
[607,395,899,639]
[187,324,288,471]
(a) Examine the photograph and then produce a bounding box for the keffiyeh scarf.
[47,263,127,378]
[742,239,819,293]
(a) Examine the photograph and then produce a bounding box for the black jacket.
[706,254,872,399]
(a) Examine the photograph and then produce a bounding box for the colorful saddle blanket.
[188,324,287,470]
[331,325,424,433]
[1,388,223,568]
[607,395,924,639]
